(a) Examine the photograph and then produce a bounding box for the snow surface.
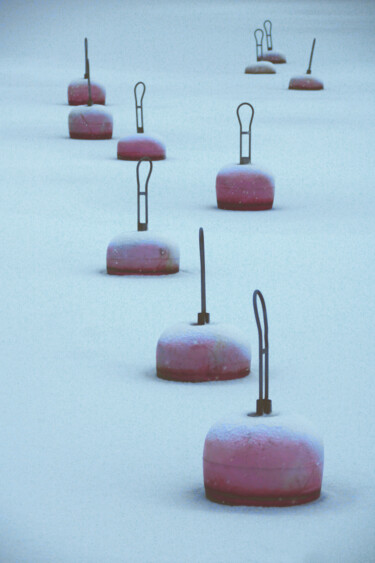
[0,0,375,562]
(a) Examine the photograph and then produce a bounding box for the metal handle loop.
[236,103,254,165]
[263,19,273,51]
[197,227,210,325]
[254,28,264,61]
[137,157,152,231]
[84,37,89,79]
[134,81,146,133]
[253,290,271,415]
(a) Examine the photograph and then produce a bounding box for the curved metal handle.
[263,19,272,51]
[137,158,152,231]
[134,81,146,133]
[307,38,316,74]
[254,28,264,61]
[84,37,89,79]
[236,103,254,165]
[253,290,271,415]
[197,227,210,325]
[86,59,92,107]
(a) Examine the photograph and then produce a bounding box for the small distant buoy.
[107,158,179,275]
[259,20,286,64]
[156,228,251,382]
[216,103,275,211]
[67,38,106,105]
[289,39,324,90]
[117,82,166,161]
[68,60,113,140]
[203,290,324,507]
[245,29,276,74]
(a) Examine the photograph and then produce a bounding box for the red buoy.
[117,82,166,161]
[216,103,275,211]
[68,60,113,140]
[245,29,276,74]
[203,290,324,507]
[289,39,324,91]
[156,228,251,382]
[67,38,106,105]
[259,20,286,64]
[107,158,179,276]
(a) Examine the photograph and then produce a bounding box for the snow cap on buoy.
[216,103,275,211]
[67,38,106,105]
[68,59,112,140]
[107,158,179,275]
[156,228,251,382]
[203,290,324,507]
[117,82,166,161]
[289,39,324,90]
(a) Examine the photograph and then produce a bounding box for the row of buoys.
[63,29,324,506]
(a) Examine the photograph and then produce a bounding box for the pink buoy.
[107,158,179,276]
[245,29,276,74]
[67,38,106,105]
[259,20,286,64]
[216,103,275,211]
[289,39,324,91]
[68,60,113,140]
[117,82,166,161]
[203,290,324,507]
[156,228,251,382]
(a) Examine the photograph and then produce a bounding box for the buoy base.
[68,106,113,140]
[68,78,106,105]
[117,134,166,161]
[260,52,286,64]
[244,62,276,74]
[217,201,273,211]
[157,366,249,383]
[107,265,179,276]
[205,486,321,507]
[216,164,275,211]
[289,76,324,90]
[70,131,112,140]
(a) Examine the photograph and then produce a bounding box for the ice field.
[0,0,374,561]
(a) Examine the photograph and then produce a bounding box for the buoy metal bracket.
[134,81,146,134]
[253,289,272,416]
[254,29,264,62]
[197,228,210,325]
[137,158,152,231]
[84,37,89,79]
[237,103,254,165]
[263,20,273,51]
[306,38,316,75]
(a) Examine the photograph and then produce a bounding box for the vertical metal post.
[307,38,316,74]
[253,290,271,415]
[137,158,153,231]
[134,82,146,133]
[237,103,254,165]
[197,228,210,325]
[84,38,89,79]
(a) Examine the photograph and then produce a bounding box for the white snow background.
[0,0,374,561]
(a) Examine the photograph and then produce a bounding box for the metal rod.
[134,82,146,133]
[197,228,210,325]
[237,103,254,165]
[136,158,153,231]
[253,290,271,415]
[84,37,89,79]
[307,38,316,74]
[263,20,273,51]
[254,28,264,62]
[87,59,93,106]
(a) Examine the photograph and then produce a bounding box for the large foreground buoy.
[156,228,251,382]
[117,82,166,161]
[107,158,179,275]
[68,60,112,140]
[203,290,324,506]
[259,20,286,64]
[216,103,275,210]
[244,29,276,74]
[67,38,106,105]
[289,39,324,91]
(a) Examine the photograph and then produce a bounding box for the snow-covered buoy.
[117,82,166,161]
[156,228,251,382]
[216,103,275,210]
[68,60,113,140]
[203,290,324,507]
[244,29,276,74]
[289,39,324,91]
[107,158,179,275]
[259,20,286,64]
[67,38,106,105]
